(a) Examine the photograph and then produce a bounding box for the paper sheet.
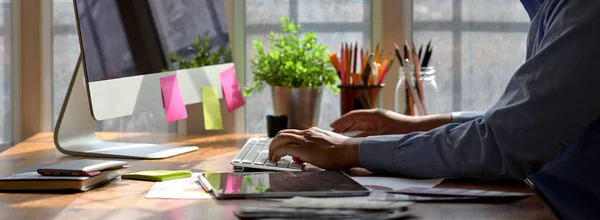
[145,173,212,199]
[351,176,444,191]
[202,86,224,130]
[263,177,444,202]
[220,66,245,112]
[160,75,188,122]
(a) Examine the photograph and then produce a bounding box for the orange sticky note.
[160,75,188,122]
[220,66,245,112]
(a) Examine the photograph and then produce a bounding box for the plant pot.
[271,86,323,130]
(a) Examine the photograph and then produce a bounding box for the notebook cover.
[0,165,119,192]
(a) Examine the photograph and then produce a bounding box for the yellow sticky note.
[202,86,223,130]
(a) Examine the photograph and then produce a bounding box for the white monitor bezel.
[72,0,231,121]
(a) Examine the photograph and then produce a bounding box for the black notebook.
[0,165,120,192]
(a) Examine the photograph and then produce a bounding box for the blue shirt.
[360,0,600,180]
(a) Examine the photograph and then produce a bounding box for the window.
[245,0,372,133]
[0,0,10,149]
[52,0,174,133]
[413,0,530,113]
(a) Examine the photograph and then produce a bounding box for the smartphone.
[37,159,128,177]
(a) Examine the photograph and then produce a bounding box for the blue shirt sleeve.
[451,111,484,124]
[359,0,600,180]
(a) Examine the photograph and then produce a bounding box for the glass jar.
[394,66,439,115]
[420,66,439,115]
[394,67,410,115]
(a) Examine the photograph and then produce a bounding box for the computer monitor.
[53,0,233,159]
[75,0,232,120]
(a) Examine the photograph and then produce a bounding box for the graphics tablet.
[198,171,370,199]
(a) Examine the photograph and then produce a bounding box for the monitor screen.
[75,0,231,82]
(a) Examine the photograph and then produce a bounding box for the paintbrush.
[422,39,433,67]
[411,42,428,115]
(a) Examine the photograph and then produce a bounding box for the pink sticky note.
[220,66,245,112]
[160,75,188,122]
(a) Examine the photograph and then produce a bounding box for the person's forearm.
[412,112,485,132]
[340,138,365,169]
[414,114,452,131]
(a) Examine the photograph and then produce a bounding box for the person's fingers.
[331,120,362,133]
[336,122,377,135]
[276,129,304,136]
[269,133,304,160]
[330,110,376,132]
[308,127,331,136]
[270,144,308,162]
[292,156,305,164]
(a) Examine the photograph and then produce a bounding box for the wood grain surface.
[0,133,557,220]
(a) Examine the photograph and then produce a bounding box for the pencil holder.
[339,85,384,116]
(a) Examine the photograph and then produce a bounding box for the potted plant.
[244,17,339,129]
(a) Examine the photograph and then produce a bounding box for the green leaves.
[244,16,339,96]
[166,30,233,70]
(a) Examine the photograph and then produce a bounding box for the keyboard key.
[265,160,277,166]
[253,153,269,165]
[232,142,255,163]
[253,158,267,165]
[241,153,258,164]
[248,144,263,154]
[276,159,290,168]
[289,162,303,170]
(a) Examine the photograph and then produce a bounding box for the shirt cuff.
[451,111,484,124]
[359,135,405,174]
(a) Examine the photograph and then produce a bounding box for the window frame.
[412,0,530,111]
[11,0,413,144]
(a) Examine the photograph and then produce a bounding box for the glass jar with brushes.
[394,66,438,116]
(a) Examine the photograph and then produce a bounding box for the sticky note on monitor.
[220,66,245,112]
[202,86,223,130]
[160,75,188,123]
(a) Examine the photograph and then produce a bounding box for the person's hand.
[330,109,452,137]
[268,127,363,170]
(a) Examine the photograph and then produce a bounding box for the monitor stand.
[54,55,198,159]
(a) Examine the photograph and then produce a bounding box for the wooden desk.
[0,133,556,220]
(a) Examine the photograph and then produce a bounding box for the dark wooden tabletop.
[0,133,557,220]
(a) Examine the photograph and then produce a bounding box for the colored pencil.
[374,43,380,63]
[377,59,394,85]
[403,40,426,116]
[394,43,404,67]
[329,53,342,73]
[353,42,358,74]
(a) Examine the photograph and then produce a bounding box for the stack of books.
[0,159,126,192]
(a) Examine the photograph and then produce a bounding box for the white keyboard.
[231,137,306,172]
